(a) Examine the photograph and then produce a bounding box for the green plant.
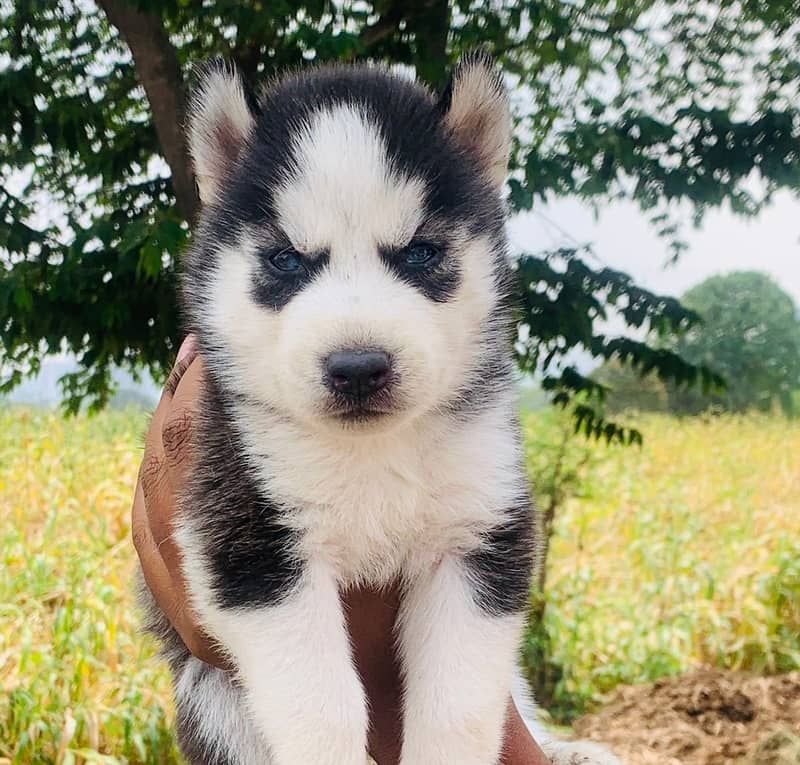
[521,411,800,721]
[522,405,601,715]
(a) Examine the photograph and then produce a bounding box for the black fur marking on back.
[465,496,537,616]
[186,374,303,610]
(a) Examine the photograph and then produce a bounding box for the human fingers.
[148,355,204,574]
[500,700,552,765]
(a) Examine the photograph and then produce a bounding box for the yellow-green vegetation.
[523,411,800,717]
[1,406,798,761]
[0,408,178,764]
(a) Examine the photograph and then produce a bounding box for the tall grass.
[0,406,797,759]
[0,408,178,764]
[523,411,800,719]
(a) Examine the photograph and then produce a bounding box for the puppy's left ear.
[439,50,511,190]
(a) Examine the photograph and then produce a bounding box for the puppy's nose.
[325,349,391,397]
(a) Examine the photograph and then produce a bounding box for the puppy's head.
[184,54,513,433]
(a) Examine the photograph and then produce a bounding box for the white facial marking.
[275,104,426,253]
[193,98,508,438]
[201,226,502,438]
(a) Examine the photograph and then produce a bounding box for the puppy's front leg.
[398,559,526,765]
[399,509,534,765]
[204,561,368,765]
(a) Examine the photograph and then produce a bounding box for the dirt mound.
[573,669,800,765]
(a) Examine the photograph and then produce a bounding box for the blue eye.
[269,248,306,273]
[401,242,442,266]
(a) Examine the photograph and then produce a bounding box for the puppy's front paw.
[543,739,625,765]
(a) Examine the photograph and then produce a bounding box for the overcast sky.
[509,190,800,306]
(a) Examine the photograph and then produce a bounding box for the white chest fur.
[234,398,524,587]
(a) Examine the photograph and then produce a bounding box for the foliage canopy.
[2,1,799,427]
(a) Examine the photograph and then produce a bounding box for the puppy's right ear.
[186,59,259,205]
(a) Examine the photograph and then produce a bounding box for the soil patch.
[573,669,800,764]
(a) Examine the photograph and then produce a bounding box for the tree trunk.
[356,0,451,88]
[98,0,199,224]
[407,0,451,89]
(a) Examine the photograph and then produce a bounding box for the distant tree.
[669,272,800,415]
[592,358,669,414]
[4,1,800,426]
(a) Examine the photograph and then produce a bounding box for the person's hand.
[131,335,551,765]
[131,336,226,666]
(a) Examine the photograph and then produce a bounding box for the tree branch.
[97,0,199,223]
[355,0,450,87]
[359,5,406,49]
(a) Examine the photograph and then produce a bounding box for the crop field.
[522,411,800,720]
[1,406,798,763]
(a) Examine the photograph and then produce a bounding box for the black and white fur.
[142,54,622,765]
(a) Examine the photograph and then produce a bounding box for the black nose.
[325,350,391,397]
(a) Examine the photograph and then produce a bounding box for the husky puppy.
[143,53,621,765]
